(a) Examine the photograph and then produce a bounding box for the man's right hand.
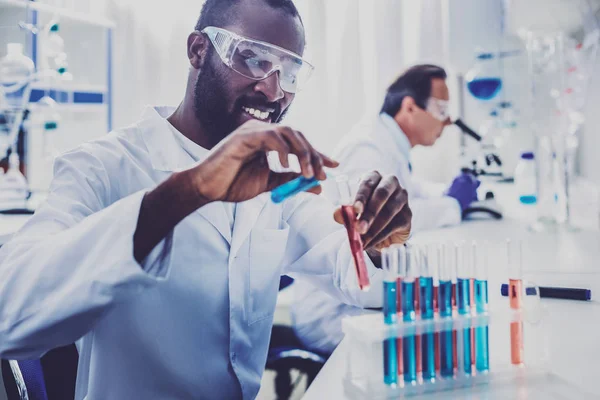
[188,119,339,203]
[134,119,337,263]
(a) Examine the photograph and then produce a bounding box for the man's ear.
[393,96,416,123]
[188,31,210,70]
[401,96,416,114]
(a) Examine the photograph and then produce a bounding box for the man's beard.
[193,53,290,145]
[193,56,238,145]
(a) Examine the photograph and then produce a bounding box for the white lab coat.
[291,113,461,354]
[0,106,383,399]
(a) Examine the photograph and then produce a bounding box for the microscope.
[454,118,503,220]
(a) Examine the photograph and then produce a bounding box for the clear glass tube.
[455,242,472,375]
[506,239,524,366]
[336,176,370,291]
[473,241,490,373]
[418,245,435,382]
[402,244,418,384]
[438,243,455,378]
[381,245,402,387]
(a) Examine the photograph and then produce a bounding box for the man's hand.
[334,171,412,252]
[189,119,338,203]
[134,119,337,263]
[446,172,481,213]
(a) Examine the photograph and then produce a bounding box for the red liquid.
[433,286,440,371]
[414,279,422,374]
[396,277,403,376]
[509,279,524,365]
[452,282,458,370]
[341,206,370,290]
[470,278,476,368]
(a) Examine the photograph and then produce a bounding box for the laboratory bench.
[2,184,600,399]
[303,182,600,399]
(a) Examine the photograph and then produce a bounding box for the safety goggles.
[201,26,314,94]
[426,98,450,122]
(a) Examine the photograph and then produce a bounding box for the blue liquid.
[438,280,454,378]
[384,339,398,386]
[474,279,490,372]
[383,281,398,385]
[383,281,398,324]
[467,78,502,100]
[519,195,537,204]
[419,277,435,381]
[402,280,417,383]
[271,176,320,203]
[457,278,472,375]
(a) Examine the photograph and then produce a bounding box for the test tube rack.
[342,240,586,399]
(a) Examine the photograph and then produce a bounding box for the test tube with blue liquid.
[456,242,473,375]
[419,245,436,382]
[382,245,401,387]
[401,244,418,384]
[438,244,455,378]
[271,175,321,203]
[474,241,490,373]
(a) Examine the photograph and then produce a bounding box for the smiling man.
[0,0,412,399]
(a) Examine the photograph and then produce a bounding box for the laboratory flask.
[465,53,503,101]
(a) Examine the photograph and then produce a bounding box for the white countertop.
[303,182,600,399]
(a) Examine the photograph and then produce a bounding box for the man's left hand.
[334,171,412,253]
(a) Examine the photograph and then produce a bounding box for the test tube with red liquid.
[336,175,370,291]
[507,239,524,366]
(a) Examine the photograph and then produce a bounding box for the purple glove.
[446,173,481,212]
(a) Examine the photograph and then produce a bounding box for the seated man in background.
[291,64,480,355]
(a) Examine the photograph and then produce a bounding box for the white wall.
[581,55,600,185]
[104,0,600,186]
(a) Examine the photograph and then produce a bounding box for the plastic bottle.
[0,150,28,203]
[515,152,536,204]
[0,43,35,110]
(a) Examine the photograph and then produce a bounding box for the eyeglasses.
[426,98,450,122]
[201,26,314,94]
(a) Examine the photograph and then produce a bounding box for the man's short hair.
[381,64,447,117]
[195,0,302,32]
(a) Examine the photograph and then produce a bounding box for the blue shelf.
[29,88,105,104]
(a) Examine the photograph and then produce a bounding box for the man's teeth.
[243,107,271,121]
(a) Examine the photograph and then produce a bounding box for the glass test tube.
[474,241,490,373]
[402,244,418,384]
[438,243,455,378]
[470,275,476,369]
[507,239,525,366]
[433,272,441,373]
[382,246,400,387]
[419,245,436,382]
[456,242,473,375]
[396,253,404,379]
[450,245,458,371]
[337,176,370,291]
[414,276,422,377]
[271,175,320,203]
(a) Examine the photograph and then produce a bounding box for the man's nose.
[254,71,285,103]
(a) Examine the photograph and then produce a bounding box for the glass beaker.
[465,52,503,101]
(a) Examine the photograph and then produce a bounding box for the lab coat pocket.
[247,223,290,325]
